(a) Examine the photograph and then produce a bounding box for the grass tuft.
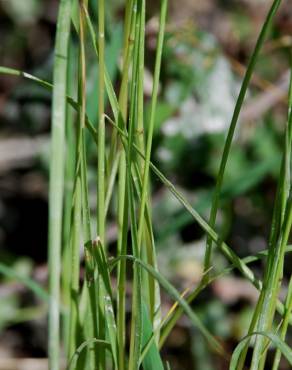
[0,0,291,369]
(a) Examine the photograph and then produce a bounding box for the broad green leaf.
[141,303,164,370]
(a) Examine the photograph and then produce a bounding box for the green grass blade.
[137,0,167,251]
[67,338,110,370]
[132,160,162,340]
[116,160,128,370]
[159,245,292,348]
[5,65,291,327]
[96,1,107,368]
[204,0,283,278]
[136,0,166,339]
[0,66,100,147]
[97,0,106,247]
[78,129,118,367]
[140,303,164,370]
[247,61,292,369]
[61,38,78,356]
[230,332,292,370]
[90,239,119,369]
[82,5,119,121]
[107,117,292,325]
[0,66,53,89]
[107,117,257,284]
[67,164,82,359]
[111,255,225,356]
[77,6,99,368]
[127,160,143,370]
[127,12,143,366]
[250,192,292,370]
[272,275,292,370]
[48,1,72,369]
[116,2,138,369]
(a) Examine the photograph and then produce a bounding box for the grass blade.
[111,255,225,356]
[159,245,292,347]
[247,61,292,370]
[67,338,110,370]
[272,275,292,370]
[48,1,72,369]
[136,0,167,340]
[230,332,292,370]
[107,116,292,325]
[137,0,167,258]
[203,0,283,279]
[140,303,164,370]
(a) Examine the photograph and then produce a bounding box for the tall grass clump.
[0,0,292,369]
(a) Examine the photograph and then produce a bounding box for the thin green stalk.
[135,0,161,338]
[82,2,118,367]
[203,0,283,280]
[81,5,119,122]
[73,6,118,370]
[48,1,72,369]
[127,175,143,370]
[272,275,292,370]
[267,55,292,267]
[117,159,128,370]
[247,61,292,370]
[230,332,292,370]
[128,10,143,367]
[135,0,167,341]
[97,0,106,246]
[104,151,120,216]
[132,161,161,340]
[136,0,146,161]
[272,75,292,369]
[68,174,82,359]
[137,0,167,252]
[62,39,77,356]
[108,118,292,322]
[77,5,99,368]
[81,7,140,369]
[107,0,136,171]
[79,0,95,300]
[3,47,270,323]
[97,0,106,368]
[250,192,292,370]
[237,65,292,368]
[159,243,292,349]
[116,2,138,369]
[111,255,225,356]
[117,0,136,121]
[68,339,110,370]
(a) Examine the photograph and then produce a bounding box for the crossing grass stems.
[0,0,292,369]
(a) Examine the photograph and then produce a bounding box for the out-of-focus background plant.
[0,0,291,369]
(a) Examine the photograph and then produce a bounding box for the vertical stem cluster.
[248,61,292,370]
[116,2,138,369]
[0,0,289,368]
[45,0,291,369]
